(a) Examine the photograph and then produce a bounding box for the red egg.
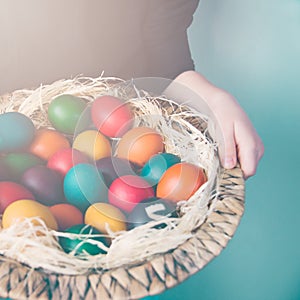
[108,175,154,213]
[0,181,35,214]
[47,148,90,176]
[91,95,134,137]
[49,203,84,231]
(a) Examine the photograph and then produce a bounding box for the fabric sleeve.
[142,0,200,79]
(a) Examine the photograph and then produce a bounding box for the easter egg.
[64,164,107,212]
[91,95,133,137]
[156,162,207,203]
[108,175,155,213]
[116,127,164,167]
[73,130,111,160]
[29,128,70,160]
[1,152,45,181]
[49,203,83,231]
[140,153,181,186]
[2,199,58,230]
[127,197,177,229]
[85,203,127,233]
[95,156,138,187]
[0,112,35,152]
[59,224,108,255]
[48,94,89,135]
[47,148,89,176]
[0,181,35,214]
[21,165,65,206]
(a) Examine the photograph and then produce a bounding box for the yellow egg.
[73,130,111,160]
[2,199,58,230]
[85,203,126,233]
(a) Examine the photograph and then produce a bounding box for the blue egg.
[0,112,35,152]
[140,153,181,186]
[64,163,107,212]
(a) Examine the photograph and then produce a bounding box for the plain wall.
[154,1,300,299]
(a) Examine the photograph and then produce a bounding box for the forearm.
[172,70,240,111]
[174,70,222,102]
[164,70,235,116]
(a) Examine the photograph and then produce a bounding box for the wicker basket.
[0,77,244,300]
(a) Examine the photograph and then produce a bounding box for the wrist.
[173,70,234,111]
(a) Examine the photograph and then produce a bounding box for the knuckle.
[244,166,257,179]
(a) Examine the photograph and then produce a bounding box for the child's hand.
[206,91,264,179]
[168,71,264,179]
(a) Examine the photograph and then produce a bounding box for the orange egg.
[156,162,207,203]
[29,128,70,160]
[73,130,111,160]
[85,203,127,233]
[2,199,58,230]
[49,203,83,231]
[116,127,164,167]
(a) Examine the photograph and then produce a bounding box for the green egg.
[140,153,181,186]
[59,224,108,255]
[48,94,90,135]
[1,152,45,181]
[0,112,35,152]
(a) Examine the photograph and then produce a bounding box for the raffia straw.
[0,75,219,275]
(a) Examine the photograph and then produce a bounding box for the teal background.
[147,1,300,300]
[1,1,299,300]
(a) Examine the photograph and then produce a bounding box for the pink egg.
[108,175,154,213]
[91,95,134,138]
[47,148,90,176]
[0,181,35,214]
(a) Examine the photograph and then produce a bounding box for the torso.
[0,0,199,93]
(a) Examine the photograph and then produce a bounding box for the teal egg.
[48,94,90,135]
[140,153,181,186]
[64,163,107,212]
[1,152,45,181]
[0,112,35,152]
[59,224,108,255]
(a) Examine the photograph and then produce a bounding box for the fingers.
[238,146,258,178]
[212,116,264,179]
[238,140,264,179]
[196,89,264,179]
[235,123,264,179]
[213,121,237,170]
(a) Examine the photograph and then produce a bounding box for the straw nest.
[0,76,245,300]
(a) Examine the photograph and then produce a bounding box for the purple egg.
[21,165,65,206]
[95,157,138,188]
